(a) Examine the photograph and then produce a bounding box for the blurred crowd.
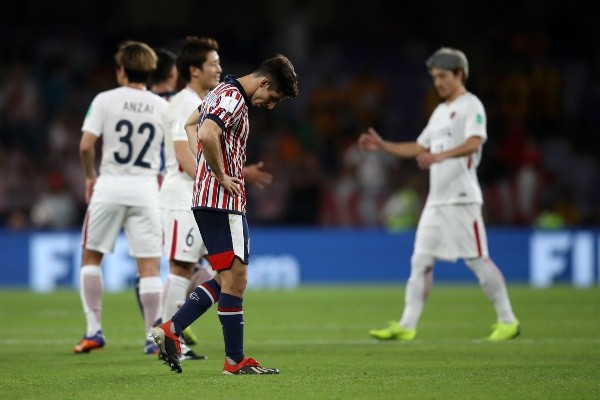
[1,23,599,231]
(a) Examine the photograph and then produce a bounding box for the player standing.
[150,54,299,374]
[158,36,222,361]
[359,47,520,341]
[74,41,167,354]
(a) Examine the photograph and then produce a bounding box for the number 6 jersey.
[82,86,168,206]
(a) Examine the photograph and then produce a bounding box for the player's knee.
[410,253,435,275]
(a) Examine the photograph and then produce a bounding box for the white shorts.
[83,201,163,257]
[161,209,207,263]
[414,203,489,262]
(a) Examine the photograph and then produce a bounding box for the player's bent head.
[115,40,158,83]
[254,54,299,100]
[426,47,469,82]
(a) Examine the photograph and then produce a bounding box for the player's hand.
[357,127,384,151]
[416,151,443,170]
[244,161,273,189]
[213,173,243,197]
[84,177,96,204]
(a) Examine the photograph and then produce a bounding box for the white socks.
[139,276,163,334]
[400,253,434,329]
[161,273,191,322]
[80,265,103,337]
[465,257,517,324]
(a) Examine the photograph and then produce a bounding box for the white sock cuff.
[81,265,102,276]
[139,276,164,293]
[167,273,191,286]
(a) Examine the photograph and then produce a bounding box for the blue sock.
[218,293,244,363]
[172,279,220,335]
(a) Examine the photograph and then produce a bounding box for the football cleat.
[150,320,182,373]
[369,321,416,341]
[223,357,279,375]
[181,326,198,346]
[485,320,521,341]
[73,330,105,353]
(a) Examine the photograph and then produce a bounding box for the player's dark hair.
[177,36,220,83]
[254,54,299,99]
[148,48,177,85]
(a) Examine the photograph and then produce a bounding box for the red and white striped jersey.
[192,75,249,214]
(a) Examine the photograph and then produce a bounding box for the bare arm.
[174,140,197,179]
[197,118,243,196]
[184,108,201,157]
[243,161,273,189]
[416,136,483,170]
[79,132,98,203]
[358,127,425,158]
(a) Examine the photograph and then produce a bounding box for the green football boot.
[369,321,416,341]
[485,320,521,341]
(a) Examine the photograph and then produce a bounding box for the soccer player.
[149,48,179,100]
[157,36,275,362]
[74,41,167,354]
[358,47,520,341]
[133,48,178,335]
[157,36,222,361]
[150,54,299,374]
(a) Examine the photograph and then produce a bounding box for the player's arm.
[243,162,273,189]
[358,127,425,158]
[197,118,243,196]
[174,139,197,179]
[184,108,201,157]
[79,131,98,203]
[416,136,483,170]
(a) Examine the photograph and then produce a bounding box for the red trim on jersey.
[473,220,482,257]
[208,250,235,271]
[467,154,473,169]
[169,219,178,260]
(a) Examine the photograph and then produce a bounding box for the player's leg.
[74,203,124,353]
[133,273,144,319]
[370,206,439,341]
[458,204,519,340]
[126,205,164,354]
[162,209,212,348]
[369,252,434,341]
[465,257,520,340]
[74,248,106,353]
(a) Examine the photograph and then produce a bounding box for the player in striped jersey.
[74,41,166,355]
[359,47,520,342]
[157,37,274,362]
[151,54,298,374]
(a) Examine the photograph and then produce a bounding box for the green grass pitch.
[0,284,599,399]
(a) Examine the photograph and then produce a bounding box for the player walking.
[359,47,520,342]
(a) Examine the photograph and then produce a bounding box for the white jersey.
[82,86,168,206]
[417,92,486,206]
[159,87,202,210]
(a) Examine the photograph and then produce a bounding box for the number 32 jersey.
[82,86,168,206]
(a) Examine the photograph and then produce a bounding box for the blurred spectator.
[30,172,77,229]
[380,170,422,232]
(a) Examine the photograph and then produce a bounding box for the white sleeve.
[81,94,104,137]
